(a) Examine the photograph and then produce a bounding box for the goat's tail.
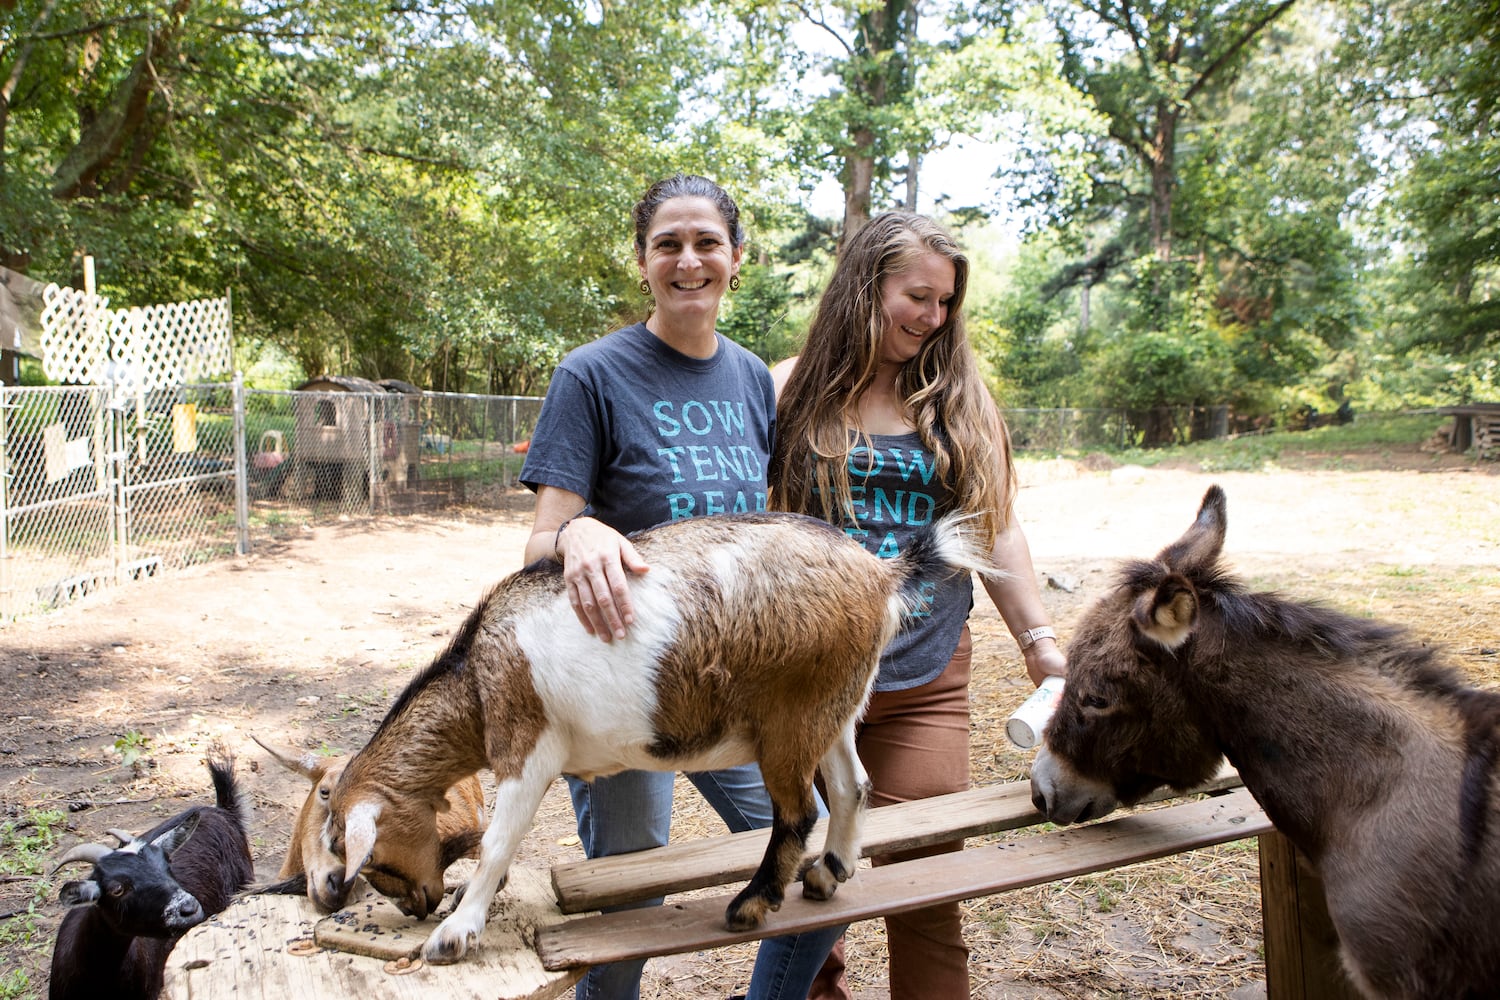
[245,873,308,897]
[894,512,1009,609]
[206,747,252,835]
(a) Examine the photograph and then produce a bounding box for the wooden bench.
[166,771,1357,999]
[539,771,1359,999]
[540,779,1263,966]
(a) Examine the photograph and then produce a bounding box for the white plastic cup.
[1005,675,1066,749]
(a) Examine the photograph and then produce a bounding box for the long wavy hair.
[770,212,1014,545]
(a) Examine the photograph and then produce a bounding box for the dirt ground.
[3,443,1497,999]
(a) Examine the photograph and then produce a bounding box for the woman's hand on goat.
[556,516,650,641]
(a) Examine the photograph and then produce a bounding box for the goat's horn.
[51,842,112,873]
[106,828,138,846]
[252,733,328,779]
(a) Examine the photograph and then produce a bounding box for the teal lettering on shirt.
[910,580,936,618]
[708,400,747,437]
[657,446,687,483]
[655,399,748,438]
[848,446,885,477]
[889,447,936,485]
[666,490,765,521]
[654,400,681,436]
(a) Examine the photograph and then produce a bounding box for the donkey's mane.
[1197,563,1500,866]
[1126,556,1463,699]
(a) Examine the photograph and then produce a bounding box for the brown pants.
[811,628,974,1000]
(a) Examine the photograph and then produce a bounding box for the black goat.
[49,751,255,1000]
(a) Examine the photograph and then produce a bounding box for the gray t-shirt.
[840,431,973,692]
[520,323,774,535]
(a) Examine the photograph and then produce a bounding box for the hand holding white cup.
[1005,675,1066,749]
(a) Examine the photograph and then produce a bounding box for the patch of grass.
[0,807,68,1000]
[112,730,150,767]
[1109,412,1446,471]
[1197,438,1281,473]
[329,689,388,720]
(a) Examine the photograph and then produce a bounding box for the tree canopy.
[2,0,1493,417]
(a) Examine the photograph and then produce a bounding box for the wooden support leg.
[1257,830,1361,999]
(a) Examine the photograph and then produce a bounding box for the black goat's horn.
[52,842,112,873]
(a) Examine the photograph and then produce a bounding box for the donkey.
[323,511,1000,964]
[1030,485,1500,999]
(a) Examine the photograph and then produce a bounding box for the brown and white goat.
[1031,486,1500,998]
[324,511,1000,964]
[251,736,486,911]
[50,752,254,1000]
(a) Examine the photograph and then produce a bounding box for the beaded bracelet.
[554,515,579,558]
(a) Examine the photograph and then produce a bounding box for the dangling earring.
[729,274,741,292]
[639,279,652,297]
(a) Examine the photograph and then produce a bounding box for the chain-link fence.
[1,380,542,622]
[240,387,541,545]
[1004,406,1231,451]
[3,385,1235,622]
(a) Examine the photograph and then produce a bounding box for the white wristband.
[1016,625,1057,651]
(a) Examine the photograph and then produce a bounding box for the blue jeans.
[568,765,846,1000]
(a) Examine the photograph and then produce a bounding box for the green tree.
[1342,0,1500,361]
[0,0,720,390]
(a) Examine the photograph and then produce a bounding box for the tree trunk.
[50,0,192,200]
[1149,103,1178,263]
[843,133,875,239]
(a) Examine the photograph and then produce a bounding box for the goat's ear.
[1133,573,1198,649]
[440,830,483,867]
[1157,485,1227,575]
[59,880,100,906]
[342,799,381,887]
[153,811,201,856]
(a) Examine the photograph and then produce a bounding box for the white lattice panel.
[39,286,232,389]
[40,283,111,384]
[111,298,233,389]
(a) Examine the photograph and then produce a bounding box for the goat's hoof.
[802,863,839,901]
[421,927,476,965]
[723,900,767,932]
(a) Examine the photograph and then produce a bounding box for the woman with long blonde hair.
[772,212,1066,999]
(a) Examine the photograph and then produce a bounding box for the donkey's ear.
[1156,485,1227,574]
[1133,573,1198,648]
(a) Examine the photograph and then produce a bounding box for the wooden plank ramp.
[538,785,1270,971]
[552,767,1245,913]
[162,865,582,1000]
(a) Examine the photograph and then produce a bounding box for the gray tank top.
[840,432,973,692]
